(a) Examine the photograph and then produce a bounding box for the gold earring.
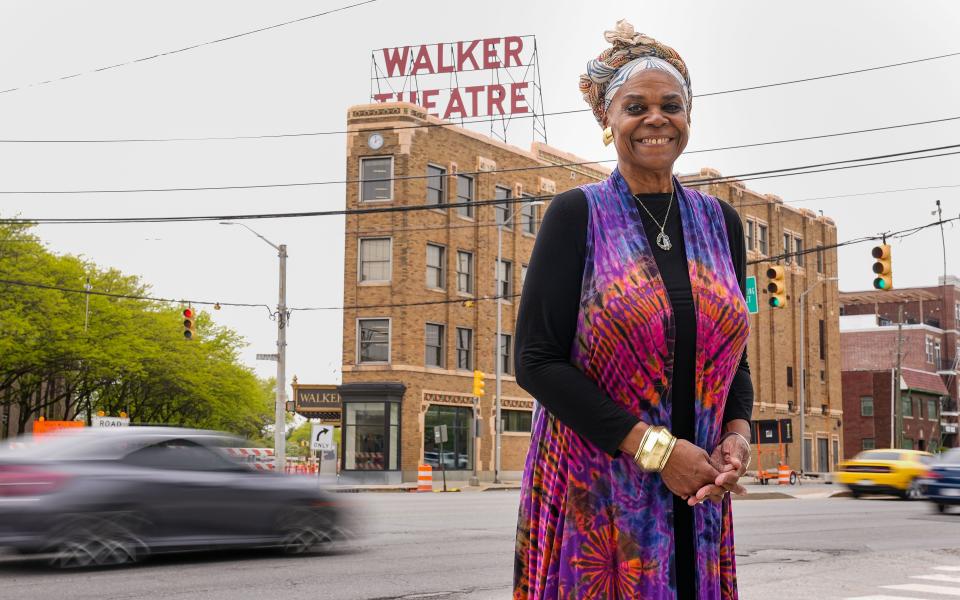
[602,127,614,146]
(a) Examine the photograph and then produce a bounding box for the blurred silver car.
[0,427,352,568]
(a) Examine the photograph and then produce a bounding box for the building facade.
[839,280,960,455]
[338,102,842,483]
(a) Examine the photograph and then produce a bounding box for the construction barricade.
[417,464,433,492]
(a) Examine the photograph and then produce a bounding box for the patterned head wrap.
[579,19,692,126]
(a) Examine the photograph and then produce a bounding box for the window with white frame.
[495,186,512,229]
[456,174,474,218]
[425,323,445,368]
[456,327,473,370]
[426,165,446,206]
[497,259,513,298]
[746,220,756,252]
[926,336,935,363]
[758,223,769,255]
[500,333,513,375]
[783,233,793,265]
[794,237,804,267]
[358,237,391,283]
[520,196,538,235]
[358,319,390,363]
[456,250,474,294]
[956,302,960,323]
[934,339,942,367]
[426,243,446,289]
[360,157,393,202]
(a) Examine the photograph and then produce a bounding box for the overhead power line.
[2,140,959,202]
[0,0,382,96]
[3,48,959,136]
[2,217,955,312]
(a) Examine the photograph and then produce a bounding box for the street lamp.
[798,276,838,474]
[494,199,544,483]
[220,221,289,472]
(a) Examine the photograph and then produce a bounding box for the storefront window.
[343,401,400,471]
[423,405,472,470]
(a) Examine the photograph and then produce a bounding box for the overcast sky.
[2,0,959,386]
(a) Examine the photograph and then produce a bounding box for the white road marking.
[845,596,931,600]
[883,583,960,596]
[914,574,960,584]
[934,567,960,572]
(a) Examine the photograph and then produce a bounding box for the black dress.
[514,187,753,600]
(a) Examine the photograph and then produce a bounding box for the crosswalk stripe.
[845,596,931,600]
[883,583,960,597]
[935,567,960,572]
[914,574,960,584]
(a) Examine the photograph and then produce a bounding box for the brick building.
[839,279,960,456]
[337,101,842,484]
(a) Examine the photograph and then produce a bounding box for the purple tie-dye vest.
[514,169,750,599]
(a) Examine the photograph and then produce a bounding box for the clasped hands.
[661,433,749,507]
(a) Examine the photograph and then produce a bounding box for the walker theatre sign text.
[371,36,536,120]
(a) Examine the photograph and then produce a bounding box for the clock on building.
[367,133,384,150]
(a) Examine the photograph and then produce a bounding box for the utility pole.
[798,276,838,473]
[494,200,543,484]
[276,243,288,472]
[221,222,288,472]
[895,304,904,450]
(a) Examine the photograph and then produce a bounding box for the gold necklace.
[634,184,674,251]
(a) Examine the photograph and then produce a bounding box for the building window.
[819,319,826,360]
[816,246,824,274]
[423,405,473,470]
[861,396,874,417]
[928,398,938,421]
[746,220,756,252]
[497,259,513,298]
[902,395,913,419]
[426,165,446,206]
[502,409,532,433]
[360,156,393,202]
[456,174,474,218]
[456,250,474,294]
[956,302,960,323]
[862,438,876,450]
[500,333,513,375]
[343,401,399,471]
[358,237,391,283]
[426,243,446,289]
[495,186,512,230]
[520,197,538,235]
[926,336,935,363]
[786,366,794,387]
[357,319,390,363]
[456,327,473,370]
[833,438,840,469]
[521,264,528,288]
[758,223,769,255]
[425,323,445,368]
[902,437,914,450]
[934,340,942,368]
[783,233,793,265]
[794,237,804,267]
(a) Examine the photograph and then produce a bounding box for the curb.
[734,492,795,500]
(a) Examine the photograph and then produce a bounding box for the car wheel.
[936,503,947,514]
[904,479,923,501]
[47,513,147,569]
[851,490,862,499]
[789,472,798,485]
[277,507,345,556]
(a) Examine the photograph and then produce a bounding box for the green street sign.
[745,276,759,314]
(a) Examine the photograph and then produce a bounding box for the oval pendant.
[657,231,672,251]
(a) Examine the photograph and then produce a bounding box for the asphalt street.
[1,486,959,600]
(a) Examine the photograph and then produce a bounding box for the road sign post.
[434,425,449,492]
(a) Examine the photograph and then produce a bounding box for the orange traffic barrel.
[417,464,433,492]
[778,464,790,485]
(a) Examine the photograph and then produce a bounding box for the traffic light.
[766,265,787,308]
[472,370,485,397]
[182,308,196,340]
[872,244,893,290]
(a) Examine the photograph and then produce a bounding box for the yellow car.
[836,449,934,500]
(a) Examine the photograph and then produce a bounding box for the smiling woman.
[513,19,754,600]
